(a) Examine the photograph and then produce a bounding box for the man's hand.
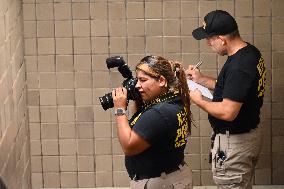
[186,64,216,90]
[185,65,203,82]
[189,88,203,104]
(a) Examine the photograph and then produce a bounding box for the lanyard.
[129,91,179,127]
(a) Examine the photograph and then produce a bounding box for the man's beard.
[215,48,227,56]
[219,50,228,56]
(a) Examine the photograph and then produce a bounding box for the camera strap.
[129,91,179,127]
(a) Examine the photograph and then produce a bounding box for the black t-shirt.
[125,96,189,175]
[209,43,266,133]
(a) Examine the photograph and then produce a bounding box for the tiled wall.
[21,0,284,188]
[0,0,30,189]
[271,0,284,183]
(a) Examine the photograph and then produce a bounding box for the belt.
[214,128,256,135]
[129,161,186,180]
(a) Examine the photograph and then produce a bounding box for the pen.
[193,60,203,70]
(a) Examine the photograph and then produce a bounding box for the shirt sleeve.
[223,67,255,102]
[132,108,168,145]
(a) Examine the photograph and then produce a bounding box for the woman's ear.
[159,76,167,87]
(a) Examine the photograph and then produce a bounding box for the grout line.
[269,0,273,184]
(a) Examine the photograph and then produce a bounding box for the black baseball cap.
[192,10,238,40]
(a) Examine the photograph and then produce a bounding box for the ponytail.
[170,61,192,135]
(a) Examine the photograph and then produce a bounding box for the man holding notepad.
[186,10,266,189]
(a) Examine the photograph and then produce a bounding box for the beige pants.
[211,127,262,189]
[130,164,192,189]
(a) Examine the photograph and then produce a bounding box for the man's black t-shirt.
[126,95,189,176]
[209,43,266,133]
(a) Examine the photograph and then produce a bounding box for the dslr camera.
[99,56,142,111]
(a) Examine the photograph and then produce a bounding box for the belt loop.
[226,131,229,152]
[226,130,230,138]
[133,174,137,181]
[161,172,166,178]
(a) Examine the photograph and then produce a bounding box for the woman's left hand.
[112,87,128,109]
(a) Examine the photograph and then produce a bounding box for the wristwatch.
[114,108,126,116]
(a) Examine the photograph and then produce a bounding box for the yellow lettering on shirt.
[257,57,266,97]
[175,107,189,148]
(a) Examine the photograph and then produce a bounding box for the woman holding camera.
[112,55,192,189]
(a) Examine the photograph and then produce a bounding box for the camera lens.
[99,92,114,111]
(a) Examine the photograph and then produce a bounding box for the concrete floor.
[47,186,284,189]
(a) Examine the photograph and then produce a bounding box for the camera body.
[99,56,142,111]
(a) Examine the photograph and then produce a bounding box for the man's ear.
[218,35,226,45]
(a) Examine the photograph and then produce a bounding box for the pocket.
[212,159,226,176]
[130,179,149,189]
[212,146,227,175]
[171,164,192,189]
[213,174,242,186]
[145,177,174,189]
[173,179,192,189]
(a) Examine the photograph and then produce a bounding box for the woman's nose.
[135,81,141,88]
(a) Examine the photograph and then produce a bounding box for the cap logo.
[202,21,206,29]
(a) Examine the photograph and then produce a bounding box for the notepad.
[187,79,213,100]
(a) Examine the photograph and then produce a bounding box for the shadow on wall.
[0,178,7,189]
